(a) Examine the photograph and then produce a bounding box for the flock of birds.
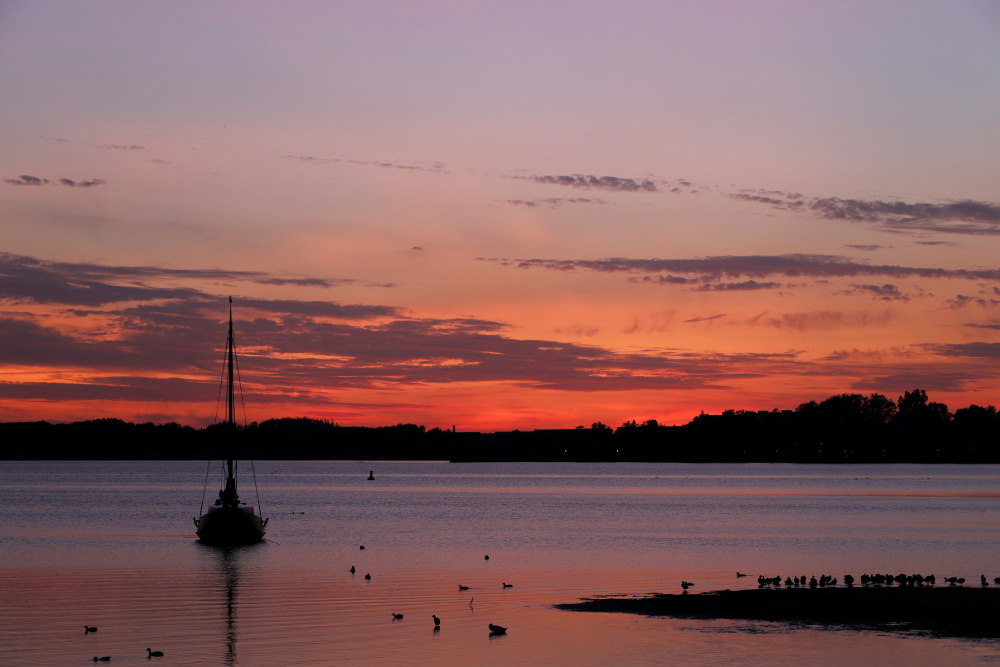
[357,549,509,636]
[679,571,1000,591]
[83,626,163,662]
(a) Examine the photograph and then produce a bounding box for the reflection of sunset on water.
[3,461,1000,664]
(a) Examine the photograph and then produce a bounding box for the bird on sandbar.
[489,623,507,635]
[146,648,164,657]
[84,626,98,633]
[432,614,441,627]
[392,613,403,620]
[365,573,372,580]
[681,581,694,590]
[502,582,513,588]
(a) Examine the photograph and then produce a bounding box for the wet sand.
[557,587,1000,638]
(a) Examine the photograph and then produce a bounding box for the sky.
[2,1,1000,431]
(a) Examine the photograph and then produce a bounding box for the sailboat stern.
[196,504,266,545]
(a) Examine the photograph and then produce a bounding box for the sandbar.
[557,587,1000,638]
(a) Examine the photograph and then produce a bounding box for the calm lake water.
[2,461,1000,665]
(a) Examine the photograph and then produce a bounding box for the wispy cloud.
[92,144,148,151]
[507,197,608,208]
[842,283,910,301]
[732,188,1000,236]
[748,310,894,331]
[5,175,106,188]
[503,254,1000,283]
[511,174,658,192]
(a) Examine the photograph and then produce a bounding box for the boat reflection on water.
[199,545,244,667]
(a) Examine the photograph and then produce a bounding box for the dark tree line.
[2,389,999,462]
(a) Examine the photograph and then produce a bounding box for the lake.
[2,460,999,665]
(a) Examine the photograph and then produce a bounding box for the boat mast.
[225,296,236,500]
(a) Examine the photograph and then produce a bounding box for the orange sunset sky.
[2,2,1000,431]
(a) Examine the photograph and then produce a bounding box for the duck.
[84,626,98,633]
[146,648,164,657]
[432,614,441,627]
[488,623,507,635]
[365,573,372,581]
[392,613,403,620]
[484,555,489,560]
[502,582,513,588]
[736,572,747,578]
[458,584,469,590]
[93,658,111,663]
[360,545,365,550]
[350,566,355,574]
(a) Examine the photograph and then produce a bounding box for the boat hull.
[196,506,266,546]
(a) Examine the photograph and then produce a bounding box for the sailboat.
[195,298,267,546]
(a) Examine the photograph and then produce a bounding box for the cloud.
[92,144,148,151]
[59,178,106,188]
[5,175,106,188]
[507,197,608,208]
[684,314,726,323]
[505,254,1000,283]
[748,310,894,332]
[846,244,890,251]
[5,175,50,186]
[511,174,658,192]
[964,320,1000,330]
[732,188,1000,236]
[694,280,783,291]
[842,283,910,302]
[945,295,1000,309]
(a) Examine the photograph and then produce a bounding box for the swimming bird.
[736,572,747,578]
[489,623,507,635]
[146,648,164,657]
[392,613,403,620]
[84,626,98,633]
[368,470,374,480]
[350,566,355,574]
[484,554,489,560]
[360,545,365,550]
[93,658,111,663]
[502,582,513,588]
[458,584,469,590]
[365,573,371,580]
[432,614,440,627]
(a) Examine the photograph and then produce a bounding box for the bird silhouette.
[392,613,403,620]
[84,626,98,633]
[350,566,355,574]
[736,572,747,578]
[360,545,365,550]
[458,584,469,590]
[502,582,513,588]
[681,581,694,590]
[432,614,441,627]
[93,658,111,663]
[146,648,164,657]
[365,573,371,580]
[489,623,507,635]
[484,554,489,560]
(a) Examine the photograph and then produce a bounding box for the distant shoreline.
[557,587,1000,638]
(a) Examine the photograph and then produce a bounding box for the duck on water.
[194,298,268,546]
